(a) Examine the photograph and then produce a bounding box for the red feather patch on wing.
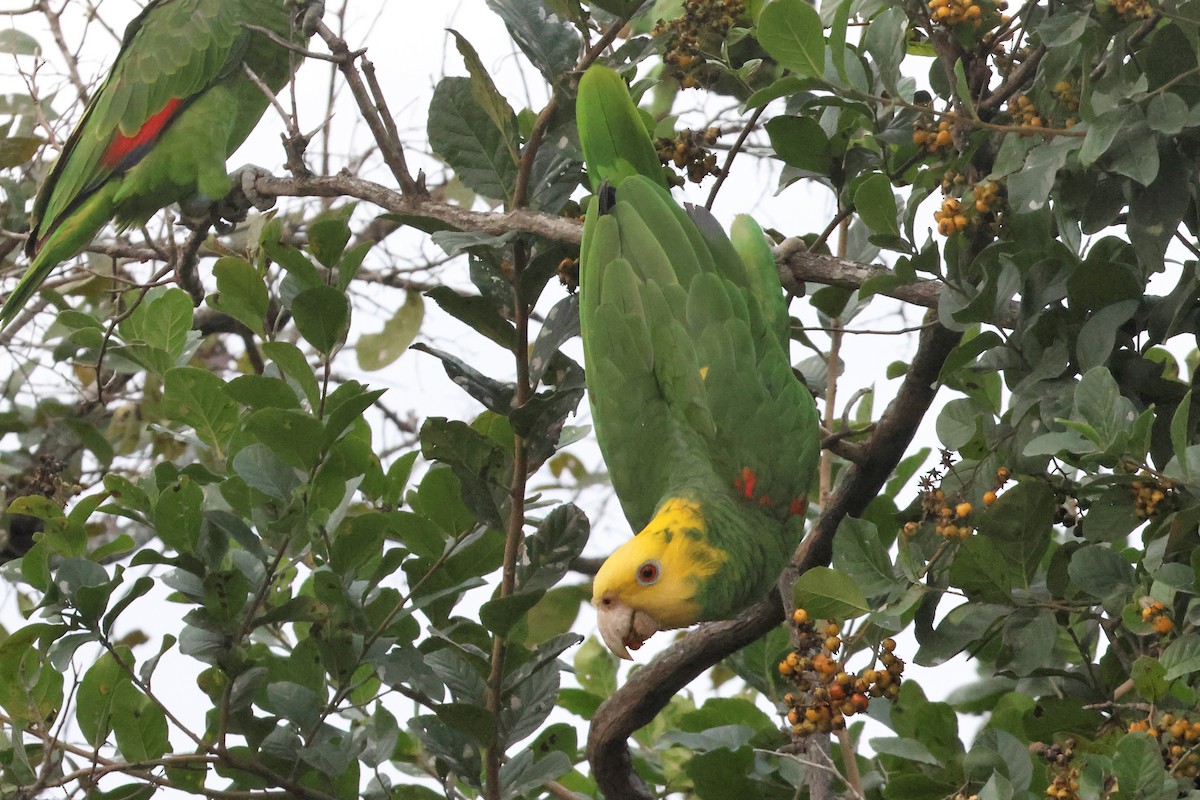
[101,97,183,171]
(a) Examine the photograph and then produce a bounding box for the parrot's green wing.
[3,0,316,326]
[581,176,820,532]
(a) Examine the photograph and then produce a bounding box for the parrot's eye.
[636,561,661,586]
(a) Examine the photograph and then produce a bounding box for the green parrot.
[2,0,322,326]
[577,65,821,659]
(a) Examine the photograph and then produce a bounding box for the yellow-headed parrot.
[577,65,821,659]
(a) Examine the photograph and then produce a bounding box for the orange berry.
[1154,616,1175,634]
[983,490,997,505]
[955,502,972,517]
[793,608,809,625]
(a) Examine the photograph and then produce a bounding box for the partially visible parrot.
[2,0,323,326]
[576,65,821,659]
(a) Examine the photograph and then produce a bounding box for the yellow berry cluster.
[778,609,903,737]
[1129,713,1200,777]
[934,197,969,236]
[1034,741,1080,800]
[1132,477,1175,520]
[928,0,984,27]
[1112,0,1153,19]
[1140,599,1175,635]
[556,257,579,293]
[971,180,1002,213]
[656,0,744,89]
[912,118,955,154]
[909,466,1010,539]
[655,128,721,185]
[1053,81,1080,113]
[1008,95,1045,133]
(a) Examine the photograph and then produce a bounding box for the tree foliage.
[1,0,1200,798]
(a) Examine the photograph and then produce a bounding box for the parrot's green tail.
[2,183,117,327]
[576,65,666,191]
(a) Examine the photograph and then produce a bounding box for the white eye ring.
[636,560,661,586]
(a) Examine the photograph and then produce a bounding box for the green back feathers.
[580,175,820,534]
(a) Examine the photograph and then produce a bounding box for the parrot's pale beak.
[595,594,660,660]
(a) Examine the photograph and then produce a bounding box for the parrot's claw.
[290,0,325,37]
[213,164,277,231]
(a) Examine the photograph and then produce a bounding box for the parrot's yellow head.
[592,497,728,659]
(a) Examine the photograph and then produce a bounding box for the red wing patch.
[101,97,183,171]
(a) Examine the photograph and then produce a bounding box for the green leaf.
[425,286,517,351]
[486,0,581,85]
[262,341,320,409]
[529,295,579,389]
[76,651,127,746]
[758,0,826,77]
[356,289,425,371]
[854,173,900,236]
[428,76,518,203]
[1009,137,1081,214]
[225,375,301,410]
[833,517,899,598]
[413,344,516,412]
[0,136,42,168]
[765,116,832,175]
[292,285,350,356]
[0,29,39,55]
[244,408,325,470]
[936,398,980,449]
[1113,732,1177,800]
[153,476,204,552]
[871,736,943,766]
[1131,655,1169,702]
[791,566,869,620]
[1068,544,1136,600]
[208,257,268,336]
[1160,634,1200,681]
[111,682,169,761]
[1077,301,1138,374]
[307,218,352,270]
[231,444,302,501]
[162,367,238,457]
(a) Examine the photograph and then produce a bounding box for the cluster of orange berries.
[1034,741,1080,800]
[908,466,1008,540]
[655,128,721,185]
[1128,713,1200,777]
[928,0,985,27]
[1112,0,1153,18]
[912,118,955,155]
[1008,94,1045,133]
[935,173,1006,235]
[778,609,904,737]
[1140,599,1175,635]
[1132,477,1175,520]
[1053,81,1080,114]
[656,0,744,89]
[934,197,969,237]
[971,180,1002,213]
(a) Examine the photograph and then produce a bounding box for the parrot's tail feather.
[3,184,117,327]
[577,65,665,191]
